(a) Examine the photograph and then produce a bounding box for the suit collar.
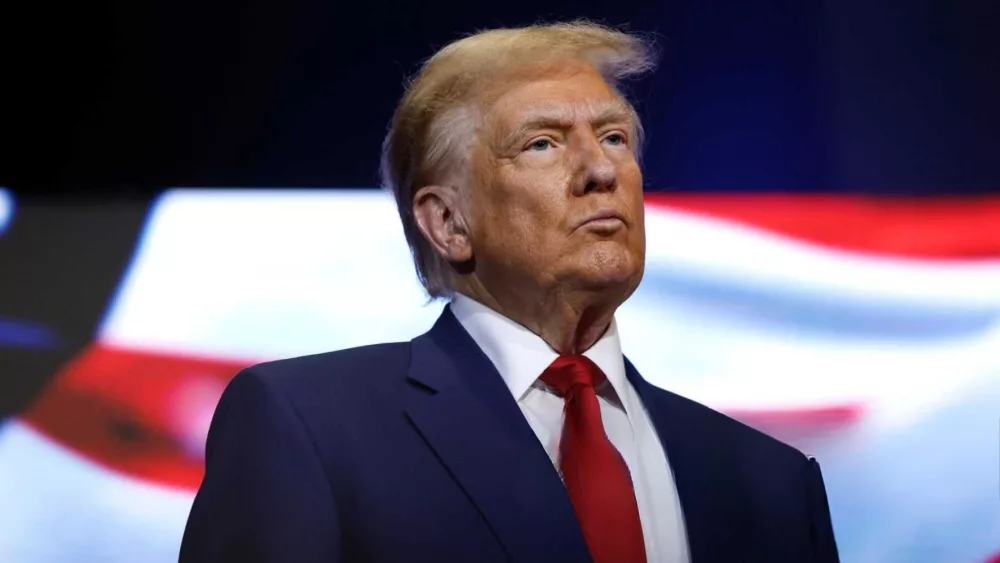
[404,307,591,563]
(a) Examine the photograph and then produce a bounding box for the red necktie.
[541,355,647,563]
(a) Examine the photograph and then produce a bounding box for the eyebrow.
[497,101,636,150]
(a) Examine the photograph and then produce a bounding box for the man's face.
[467,63,646,300]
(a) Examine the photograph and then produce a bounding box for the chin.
[573,247,643,293]
[583,269,640,292]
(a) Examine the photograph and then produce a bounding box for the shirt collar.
[449,293,629,404]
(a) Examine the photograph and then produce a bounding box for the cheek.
[619,161,644,194]
[632,205,646,257]
[622,167,646,229]
[633,196,646,233]
[489,170,569,231]
[472,187,552,260]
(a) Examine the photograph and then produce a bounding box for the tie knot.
[540,355,607,396]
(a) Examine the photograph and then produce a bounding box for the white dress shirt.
[450,294,690,563]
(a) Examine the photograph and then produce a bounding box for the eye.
[603,132,627,146]
[526,138,553,151]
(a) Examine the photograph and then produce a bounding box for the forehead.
[485,66,631,130]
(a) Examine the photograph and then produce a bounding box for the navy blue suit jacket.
[180,307,839,562]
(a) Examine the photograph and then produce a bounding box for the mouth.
[578,210,627,232]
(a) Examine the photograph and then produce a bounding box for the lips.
[578,209,626,230]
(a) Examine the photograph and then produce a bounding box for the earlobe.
[412,186,474,263]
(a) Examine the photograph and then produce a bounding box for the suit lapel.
[624,358,747,563]
[404,307,591,563]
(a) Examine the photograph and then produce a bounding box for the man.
[180,21,840,563]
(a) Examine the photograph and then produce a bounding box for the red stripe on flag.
[20,344,253,490]
[645,194,1000,259]
[725,405,864,446]
[19,343,868,490]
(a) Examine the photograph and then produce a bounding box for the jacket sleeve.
[179,368,340,562]
[805,457,840,563]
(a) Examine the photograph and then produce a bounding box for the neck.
[456,278,622,354]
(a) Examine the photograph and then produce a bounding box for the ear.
[412,185,474,263]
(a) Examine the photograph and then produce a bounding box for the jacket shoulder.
[650,384,811,466]
[240,341,412,398]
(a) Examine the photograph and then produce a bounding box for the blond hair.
[380,20,656,298]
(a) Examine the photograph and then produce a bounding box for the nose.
[572,134,618,196]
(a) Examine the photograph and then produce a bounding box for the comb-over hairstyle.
[381,20,656,298]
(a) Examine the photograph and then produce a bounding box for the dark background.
[2,0,998,418]
[3,0,999,196]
